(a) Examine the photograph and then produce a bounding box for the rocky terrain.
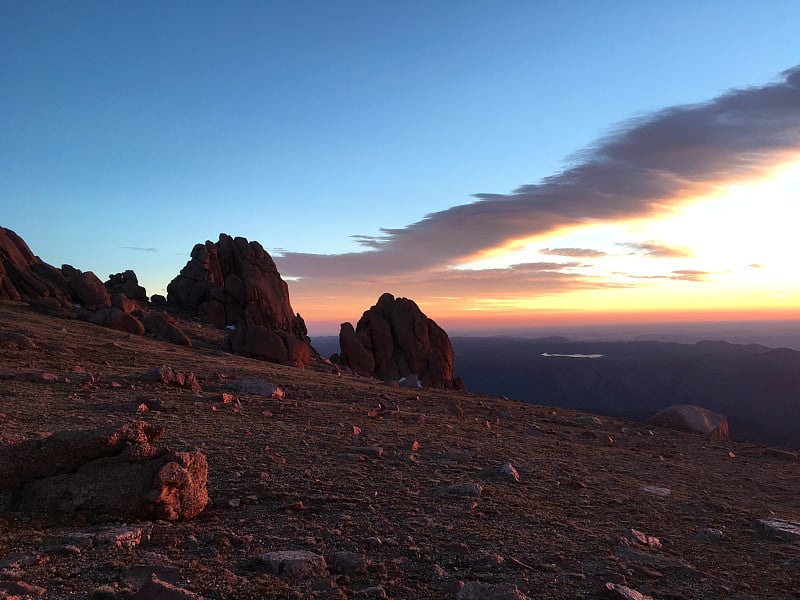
[1,302,799,599]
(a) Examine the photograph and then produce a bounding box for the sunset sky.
[2,2,800,335]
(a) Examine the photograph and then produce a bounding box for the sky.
[2,1,800,336]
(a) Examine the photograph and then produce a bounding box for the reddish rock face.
[0,227,73,308]
[167,234,312,366]
[339,293,458,389]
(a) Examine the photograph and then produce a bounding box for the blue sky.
[2,1,800,333]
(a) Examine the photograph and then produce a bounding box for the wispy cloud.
[671,269,712,282]
[122,246,158,252]
[279,66,800,299]
[540,247,608,258]
[618,241,694,258]
[614,269,713,282]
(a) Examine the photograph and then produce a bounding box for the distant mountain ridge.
[312,334,800,448]
[451,336,800,449]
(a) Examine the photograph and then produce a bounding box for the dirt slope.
[1,302,798,599]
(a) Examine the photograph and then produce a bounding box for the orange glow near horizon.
[292,159,800,335]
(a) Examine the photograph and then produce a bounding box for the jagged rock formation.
[0,226,195,345]
[0,226,113,312]
[649,404,729,440]
[0,421,208,521]
[105,270,148,303]
[167,234,312,366]
[0,226,76,309]
[338,293,460,388]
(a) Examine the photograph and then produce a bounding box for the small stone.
[449,403,465,417]
[92,524,153,549]
[457,581,528,599]
[352,426,362,435]
[135,573,199,599]
[228,379,284,399]
[758,518,800,541]
[695,527,725,542]
[260,550,329,580]
[410,440,420,452]
[498,462,520,483]
[352,446,384,458]
[0,581,47,597]
[641,485,671,497]
[354,585,387,599]
[763,448,799,460]
[326,551,369,574]
[438,482,483,497]
[621,529,661,549]
[603,582,654,600]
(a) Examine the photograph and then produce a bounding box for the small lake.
[541,352,604,359]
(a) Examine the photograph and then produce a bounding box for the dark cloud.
[617,241,694,258]
[279,66,800,281]
[539,247,608,258]
[122,246,158,252]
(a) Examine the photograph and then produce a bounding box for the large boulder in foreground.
[167,233,312,366]
[648,404,729,440]
[339,293,458,388]
[0,421,208,521]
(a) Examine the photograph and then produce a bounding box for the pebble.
[695,527,725,542]
[228,379,284,399]
[326,550,369,574]
[0,580,47,597]
[621,528,661,549]
[758,518,800,541]
[135,573,199,599]
[261,550,329,580]
[640,485,671,497]
[457,581,528,599]
[352,446,384,458]
[438,482,483,497]
[603,582,654,600]
[498,462,520,483]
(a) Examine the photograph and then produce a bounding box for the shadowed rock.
[62,264,111,310]
[338,293,458,388]
[105,270,148,303]
[648,404,729,440]
[167,233,312,366]
[0,226,73,308]
[0,421,207,521]
[143,310,192,346]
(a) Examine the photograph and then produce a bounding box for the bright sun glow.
[451,160,800,316]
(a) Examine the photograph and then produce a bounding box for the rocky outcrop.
[105,270,148,303]
[61,264,111,310]
[144,310,192,346]
[0,421,208,521]
[338,293,459,388]
[648,404,729,440]
[0,226,74,308]
[0,226,114,314]
[167,234,312,366]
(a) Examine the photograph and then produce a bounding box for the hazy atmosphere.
[3,2,799,335]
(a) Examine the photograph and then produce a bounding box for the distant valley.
[312,334,800,449]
